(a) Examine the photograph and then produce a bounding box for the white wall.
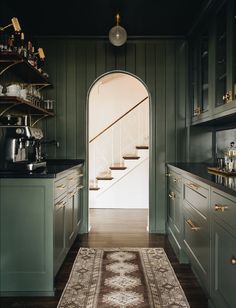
[90,158,149,209]
[89,73,148,141]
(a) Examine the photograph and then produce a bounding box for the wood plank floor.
[1,209,208,308]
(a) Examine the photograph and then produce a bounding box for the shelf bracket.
[31,114,49,126]
[0,61,22,76]
[0,102,20,117]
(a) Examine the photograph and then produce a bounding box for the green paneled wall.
[37,38,187,233]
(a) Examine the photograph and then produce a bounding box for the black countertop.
[0,159,85,178]
[167,162,236,198]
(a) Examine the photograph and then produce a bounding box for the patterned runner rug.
[57,248,190,308]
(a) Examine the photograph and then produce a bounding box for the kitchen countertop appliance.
[0,125,46,171]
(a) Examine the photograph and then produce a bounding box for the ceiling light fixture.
[109,13,127,47]
[0,17,21,32]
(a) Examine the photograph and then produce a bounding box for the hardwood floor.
[1,209,208,308]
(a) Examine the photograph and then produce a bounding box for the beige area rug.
[57,248,190,308]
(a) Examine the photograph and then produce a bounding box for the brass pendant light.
[109,14,127,47]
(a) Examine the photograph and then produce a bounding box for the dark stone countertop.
[0,159,85,178]
[167,162,236,198]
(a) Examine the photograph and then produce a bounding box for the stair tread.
[136,145,149,149]
[123,155,140,160]
[96,176,114,180]
[110,165,127,170]
[89,187,100,191]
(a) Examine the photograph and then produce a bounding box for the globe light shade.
[109,14,127,47]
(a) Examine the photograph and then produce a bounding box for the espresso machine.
[0,124,46,171]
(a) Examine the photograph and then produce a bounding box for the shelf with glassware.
[0,51,55,122]
[189,0,236,125]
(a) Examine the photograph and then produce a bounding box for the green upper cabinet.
[190,21,211,124]
[213,0,236,115]
[190,0,236,125]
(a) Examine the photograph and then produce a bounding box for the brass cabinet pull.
[186,219,200,231]
[56,184,66,189]
[231,257,236,265]
[187,183,200,190]
[168,192,176,200]
[223,91,232,103]
[214,204,229,212]
[194,106,201,116]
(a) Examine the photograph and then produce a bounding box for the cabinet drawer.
[211,189,236,231]
[211,220,236,308]
[67,171,78,189]
[183,202,209,278]
[54,176,67,200]
[184,179,209,218]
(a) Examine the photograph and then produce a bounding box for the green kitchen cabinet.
[189,0,236,125]
[210,188,236,308]
[190,21,211,124]
[213,0,236,116]
[0,164,84,296]
[166,166,188,263]
[182,176,210,293]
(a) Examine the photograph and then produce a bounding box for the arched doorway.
[86,70,151,231]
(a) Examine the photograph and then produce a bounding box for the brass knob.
[168,192,175,200]
[166,173,171,177]
[231,258,236,265]
[215,204,228,212]
[194,107,201,116]
[223,91,232,102]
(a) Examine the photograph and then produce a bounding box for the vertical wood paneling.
[145,42,157,232]
[126,43,136,75]
[75,41,87,158]
[55,40,67,158]
[39,38,186,234]
[176,41,187,162]
[154,41,166,233]
[165,41,176,163]
[66,40,77,158]
[95,41,106,77]
[135,41,146,82]
[116,45,126,70]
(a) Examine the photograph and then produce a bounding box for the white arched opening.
[87,71,150,230]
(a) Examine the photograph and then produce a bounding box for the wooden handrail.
[89,96,148,143]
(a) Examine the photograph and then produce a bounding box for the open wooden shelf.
[0,51,51,85]
[0,96,54,116]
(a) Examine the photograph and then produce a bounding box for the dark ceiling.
[1,0,208,37]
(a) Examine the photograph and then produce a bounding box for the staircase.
[89,97,149,206]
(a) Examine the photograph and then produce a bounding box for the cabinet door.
[65,189,75,248]
[54,196,66,275]
[74,186,82,231]
[213,0,236,115]
[211,219,236,308]
[190,23,211,124]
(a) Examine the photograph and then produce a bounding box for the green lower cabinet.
[183,202,210,293]
[210,219,236,308]
[54,195,67,276]
[0,165,84,296]
[167,168,188,263]
[0,179,54,296]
